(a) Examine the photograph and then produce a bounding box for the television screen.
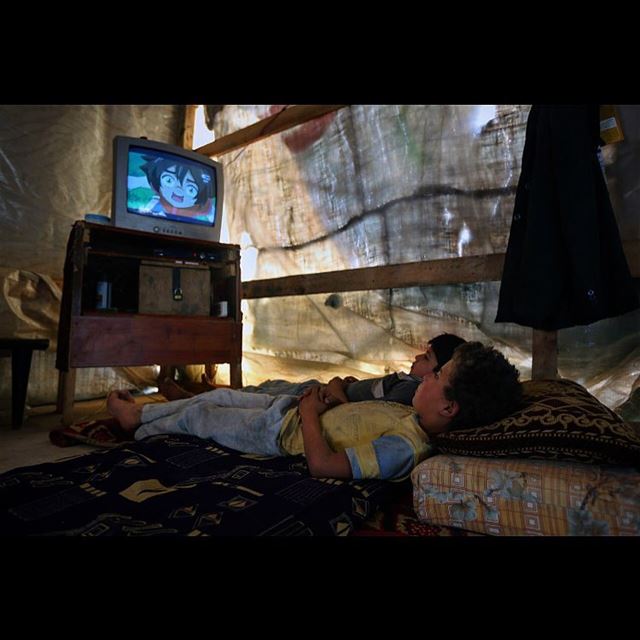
[111,136,224,243]
[127,146,217,227]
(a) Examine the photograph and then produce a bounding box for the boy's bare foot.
[158,377,195,401]
[181,374,217,395]
[201,373,217,388]
[107,391,143,432]
[110,389,136,403]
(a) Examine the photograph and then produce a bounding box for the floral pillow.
[412,454,640,536]
[433,379,640,466]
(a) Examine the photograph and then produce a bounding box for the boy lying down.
[161,332,466,407]
[107,342,522,481]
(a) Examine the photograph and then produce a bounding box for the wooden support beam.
[241,237,639,302]
[242,253,506,299]
[182,105,198,149]
[532,329,558,379]
[194,105,348,157]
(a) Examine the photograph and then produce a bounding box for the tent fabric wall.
[0,105,183,275]
[211,105,640,415]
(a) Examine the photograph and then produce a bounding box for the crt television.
[111,136,224,243]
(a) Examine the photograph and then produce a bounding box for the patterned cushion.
[433,379,640,466]
[352,480,477,537]
[412,454,640,536]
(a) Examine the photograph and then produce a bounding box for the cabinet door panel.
[70,316,239,367]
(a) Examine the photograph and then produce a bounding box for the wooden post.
[532,329,558,379]
[204,363,217,384]
[182,105,198,149]
[230,360,243,389]
[57,368,77,426]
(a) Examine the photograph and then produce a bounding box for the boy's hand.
[321,376,350,405]
[299,386,332,418]
[317,384,330,403]
[326,376,346,391]
[318,382,338,405]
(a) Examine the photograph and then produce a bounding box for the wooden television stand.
[56,220,242,425]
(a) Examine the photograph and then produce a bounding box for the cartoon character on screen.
[140,156,215,222]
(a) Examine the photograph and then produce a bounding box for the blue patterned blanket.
[0,434,395,536]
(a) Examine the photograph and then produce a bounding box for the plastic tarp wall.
[0,105,183,419]
[212,105,640,417]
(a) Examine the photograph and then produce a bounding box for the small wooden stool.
[0,338,50,428]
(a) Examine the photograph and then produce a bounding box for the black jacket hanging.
[495,105,639,331]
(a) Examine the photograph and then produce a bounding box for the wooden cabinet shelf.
[56,221,242,424]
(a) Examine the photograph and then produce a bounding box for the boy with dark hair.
[107,341,521,481]
[443,341,523,430]
[336,332,466,405]
[160,333,466,407]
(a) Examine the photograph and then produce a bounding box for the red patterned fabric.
[49,418,134,448]
[353,486,476,537]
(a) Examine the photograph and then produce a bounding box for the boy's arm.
[298,387,352,479]
[379,379,420,405]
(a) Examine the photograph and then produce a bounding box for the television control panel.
[152,224,184,236]
[152,247,219,262]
